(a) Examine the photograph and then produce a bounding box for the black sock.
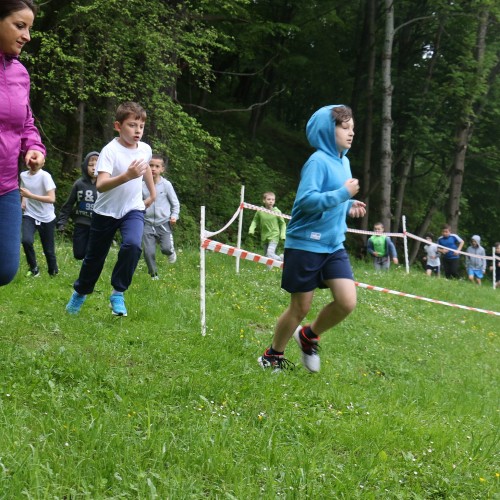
[303,326,318,340]
[268,347,284,356]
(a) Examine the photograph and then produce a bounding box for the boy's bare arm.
[20,187,56,204]
[142,165,156,207]
[96,159,149,192]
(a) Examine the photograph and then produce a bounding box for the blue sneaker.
[66,291,86,314]
[110,293,127,317]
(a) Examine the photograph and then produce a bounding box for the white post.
[493,246,497,290]
[236,185,245,274]
[402,215,409,274]
[200,206,206,336]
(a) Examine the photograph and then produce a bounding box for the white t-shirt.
[93,138,152,219]
[20,169,56,223]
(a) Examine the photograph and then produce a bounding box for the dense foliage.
[23,0,500,255]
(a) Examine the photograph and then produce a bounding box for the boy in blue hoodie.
[57,151,99,259]
[258,105,366,373]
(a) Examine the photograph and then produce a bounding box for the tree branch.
[212,54,278,76]
[177,88,285,113]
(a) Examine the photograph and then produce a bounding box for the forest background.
[23,0,500,262]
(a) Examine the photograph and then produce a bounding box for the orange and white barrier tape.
[356,282,500,317]
[202,238,283,269]
[202,237,500,317]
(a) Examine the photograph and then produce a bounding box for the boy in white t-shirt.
[423,233,440,277]
[20,163,58,277]
[66,102,156,316]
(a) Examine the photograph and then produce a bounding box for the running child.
[65,102,156,316]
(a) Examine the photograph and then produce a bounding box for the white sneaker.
[293,325,320,373]
[168,251,177,264]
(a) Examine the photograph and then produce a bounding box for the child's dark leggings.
[73,223,91,260]
[21,215,58,275]
[73,210,144,295]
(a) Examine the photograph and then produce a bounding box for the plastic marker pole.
[200,206,206,336]
[236,185,245,274]
[402,215,409,274]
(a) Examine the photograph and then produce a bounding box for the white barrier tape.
[356,282,500,317]
[243,203,405,238]
[242,204,496,264]
[202,238,284,269]
[347,227,405,238]
[203,204,244,238]
[242,202,291,219]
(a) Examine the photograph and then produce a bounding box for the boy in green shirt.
[367,222,398,271]
[248,192,286,262]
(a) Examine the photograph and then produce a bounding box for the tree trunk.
[446,123,470,231]
[379,0,394,231]
[359,0,376,237]
[446,9,488,232]
[393,152,412,228]
[76,101,84,167]
[61,110,81,176]
[408,170,451,264]
[392,20,443,232]
[103,98,117,144]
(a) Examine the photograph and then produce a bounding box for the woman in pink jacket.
[0,0,46,285]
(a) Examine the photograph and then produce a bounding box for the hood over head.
[306,105,349,158]
[471,235,481,244]
[81,151,100,180]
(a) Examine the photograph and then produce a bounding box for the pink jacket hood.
[0,51,46,196]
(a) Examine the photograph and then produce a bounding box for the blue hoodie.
[285,105,354,253]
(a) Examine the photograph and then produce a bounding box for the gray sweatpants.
[263,241,282,261]
[373,256,390,271]
[142,223,174,275]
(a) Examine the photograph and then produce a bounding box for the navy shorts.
[426,264,440,275]
[281,248,354,293]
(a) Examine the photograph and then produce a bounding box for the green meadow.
[0,240,498,498]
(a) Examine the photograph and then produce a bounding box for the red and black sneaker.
[258,348,295,371]
[293,325,320,373]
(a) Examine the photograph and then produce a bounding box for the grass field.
[0,239,498,498]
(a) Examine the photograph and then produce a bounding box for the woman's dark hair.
[0,0,37,20]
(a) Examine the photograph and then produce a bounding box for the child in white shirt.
[423,233,440,277]
[66,102,156,316]
[20,164,58,277]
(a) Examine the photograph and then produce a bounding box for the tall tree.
[446,6,495,231]
[379,0,395,231]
